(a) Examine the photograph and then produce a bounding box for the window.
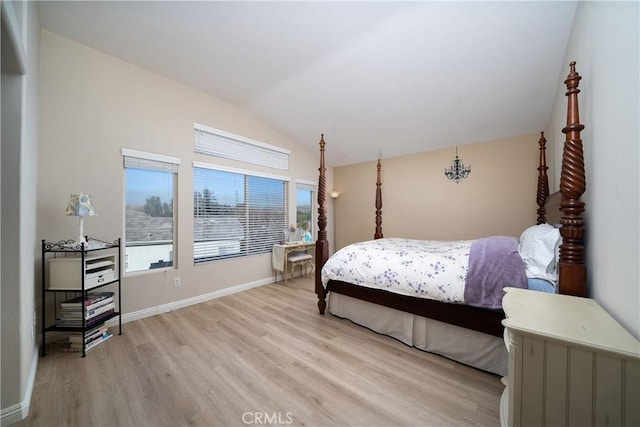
[122,149,179,273]
[296,180,315,242]
[193,162,289,263]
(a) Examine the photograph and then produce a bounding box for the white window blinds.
[193,162,289,263]
[122,148,180,172]
[296,179,316,193]
[194,123,290,170]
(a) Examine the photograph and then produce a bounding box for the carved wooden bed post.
[536,132,550,225]
[374,158,383,239]
[315,135,329,314]
[558,61,587,297]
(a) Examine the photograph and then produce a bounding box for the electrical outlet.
[174,277,181,287]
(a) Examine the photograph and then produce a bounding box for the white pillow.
[518,224,561,282]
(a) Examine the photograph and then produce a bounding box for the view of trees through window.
[142,195,173,217]
[296,188,313,241]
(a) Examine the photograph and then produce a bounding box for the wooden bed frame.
[314,61,587,338]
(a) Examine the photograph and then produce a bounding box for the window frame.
[122,148,180,275]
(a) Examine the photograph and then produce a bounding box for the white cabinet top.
[502,287,640,359]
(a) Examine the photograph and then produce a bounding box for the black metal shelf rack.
[41,237,122,357]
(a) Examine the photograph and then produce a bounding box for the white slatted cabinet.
[501,288,639,427]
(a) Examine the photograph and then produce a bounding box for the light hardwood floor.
[19,275,503,427]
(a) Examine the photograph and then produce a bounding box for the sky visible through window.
[296,189,311,207]
[194,169,244,206]
[194,168,284,208]
[127,167,286,209]
[126,168,173,206]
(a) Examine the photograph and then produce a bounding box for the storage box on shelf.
[49,254,117,290]
[41,237,123,357]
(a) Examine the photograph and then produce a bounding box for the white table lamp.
[65,193,97,246]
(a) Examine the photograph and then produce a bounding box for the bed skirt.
[328,292,507,376]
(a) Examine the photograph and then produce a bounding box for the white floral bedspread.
[321,238,473,304]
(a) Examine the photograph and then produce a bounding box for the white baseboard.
[1,345,38,426]
[106,276,273,327]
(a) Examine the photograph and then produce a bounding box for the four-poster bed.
[313,62,587,375]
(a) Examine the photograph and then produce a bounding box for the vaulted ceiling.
[38,1,577,166]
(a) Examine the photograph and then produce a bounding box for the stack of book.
[69,324,113,351]
[56,291,116,329]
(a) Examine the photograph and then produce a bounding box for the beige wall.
[333,133,540,250]
[37,30,333,318]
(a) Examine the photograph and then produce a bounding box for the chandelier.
[444,147,471,183]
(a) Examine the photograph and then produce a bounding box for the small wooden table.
[272,242,315,283]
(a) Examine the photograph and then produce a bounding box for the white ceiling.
[38,1,577,167]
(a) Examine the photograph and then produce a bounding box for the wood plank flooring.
[18,275,503,427]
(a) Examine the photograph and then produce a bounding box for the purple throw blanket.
[464,236,527,309]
